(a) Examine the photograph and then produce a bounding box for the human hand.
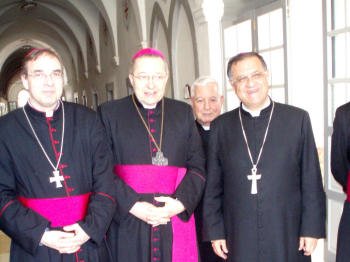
[129,201,170,226]
[211,239,228,259]
[154,196,185,218]
[299,237,318,256]
[61,223,90,252]
[40,229,77,253]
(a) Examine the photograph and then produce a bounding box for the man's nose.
[246,77,255,87]
[204,100,210,110]
[146,79,155,89]
[44,74,55,85]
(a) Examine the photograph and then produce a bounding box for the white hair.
[190,76,221,97]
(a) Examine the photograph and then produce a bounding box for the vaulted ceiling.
[0,0,119,97]
[0,0,278,99]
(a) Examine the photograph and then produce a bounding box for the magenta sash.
[114,164,198,262]
[18,193,91,227]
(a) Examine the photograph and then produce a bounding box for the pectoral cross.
[247,166,261,194]
[152,151,168,166]
[49,170,64,188]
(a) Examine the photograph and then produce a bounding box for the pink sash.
[114,164,198,262]
[18,193,91,227]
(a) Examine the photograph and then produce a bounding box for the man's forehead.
[134,56,164,65]
[232,57,264,71]
[134,56,165,71]
[194,83,219,95]
[27,55,62,69]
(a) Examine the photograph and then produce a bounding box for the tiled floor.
[0,231,10,262]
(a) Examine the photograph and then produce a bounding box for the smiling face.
[191,82,223,126]
[230,56,270,111]
[21,52,63,112]
[129,56,168,107]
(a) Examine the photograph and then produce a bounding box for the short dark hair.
[22,48,63,75]
[226,52,267,80]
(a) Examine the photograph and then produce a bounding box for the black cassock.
[0,102,118,262]
[195,121,210,153]
[98,95,206,262]
[194,121,223,262]
[331,102,350,262]
[203,102,326,262]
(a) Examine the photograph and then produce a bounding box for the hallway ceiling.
[223,0,277,20]
[0,0,279,99]
[0,0,117,98]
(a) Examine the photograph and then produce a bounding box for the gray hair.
[190,76,221,97]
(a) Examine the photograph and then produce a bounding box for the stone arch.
[169,0,199,100]
[150,2,173,98]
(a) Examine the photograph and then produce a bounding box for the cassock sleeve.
[299,112,326,238]
[173,108,206,221]
[77,115,117,245]
[331,105,350,192]
[97,105,140,221]
[201,120,226,241]
[0,139,49,255]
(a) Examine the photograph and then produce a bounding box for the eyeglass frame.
[26,70,64,81]
[230,71,267,86]
[131,73,168,83]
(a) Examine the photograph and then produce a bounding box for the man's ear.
[266,70,270,85]
[232,84,238,95]
[21,74,29,90]
[219,95,224,107]
[190,98,195,107]
[129,74,135,88]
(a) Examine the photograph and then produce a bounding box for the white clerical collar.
[140,102,157,109]
[242,98,271,117]
[202,124,210,131]
[28,100,60,117]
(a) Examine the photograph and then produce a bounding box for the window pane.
[348,0,350,26]
[269,9,283,47]
[269,87,285,103]
[258,9,283,49]
[257,14,270,50]
[333,0,346,29]
[333,33,350,78]
[327,37,334,78]
[224,20,252,59]
[224,20,252,111]
[328,83,350,125]
[226,90,240,111]
[224,7,285,110]
[260,49,284,86]
[327,1,332,31]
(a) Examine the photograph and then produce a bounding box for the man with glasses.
[202,52,326,261]
[98,48,205,262]
[0,48,119,261]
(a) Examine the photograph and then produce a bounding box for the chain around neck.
[22,100,65,172]
[131,94,164,152]
[238,101,275,170]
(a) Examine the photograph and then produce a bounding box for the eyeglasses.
[231,71,266,86]
[132,74,167,83]
[27,71,63,81]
